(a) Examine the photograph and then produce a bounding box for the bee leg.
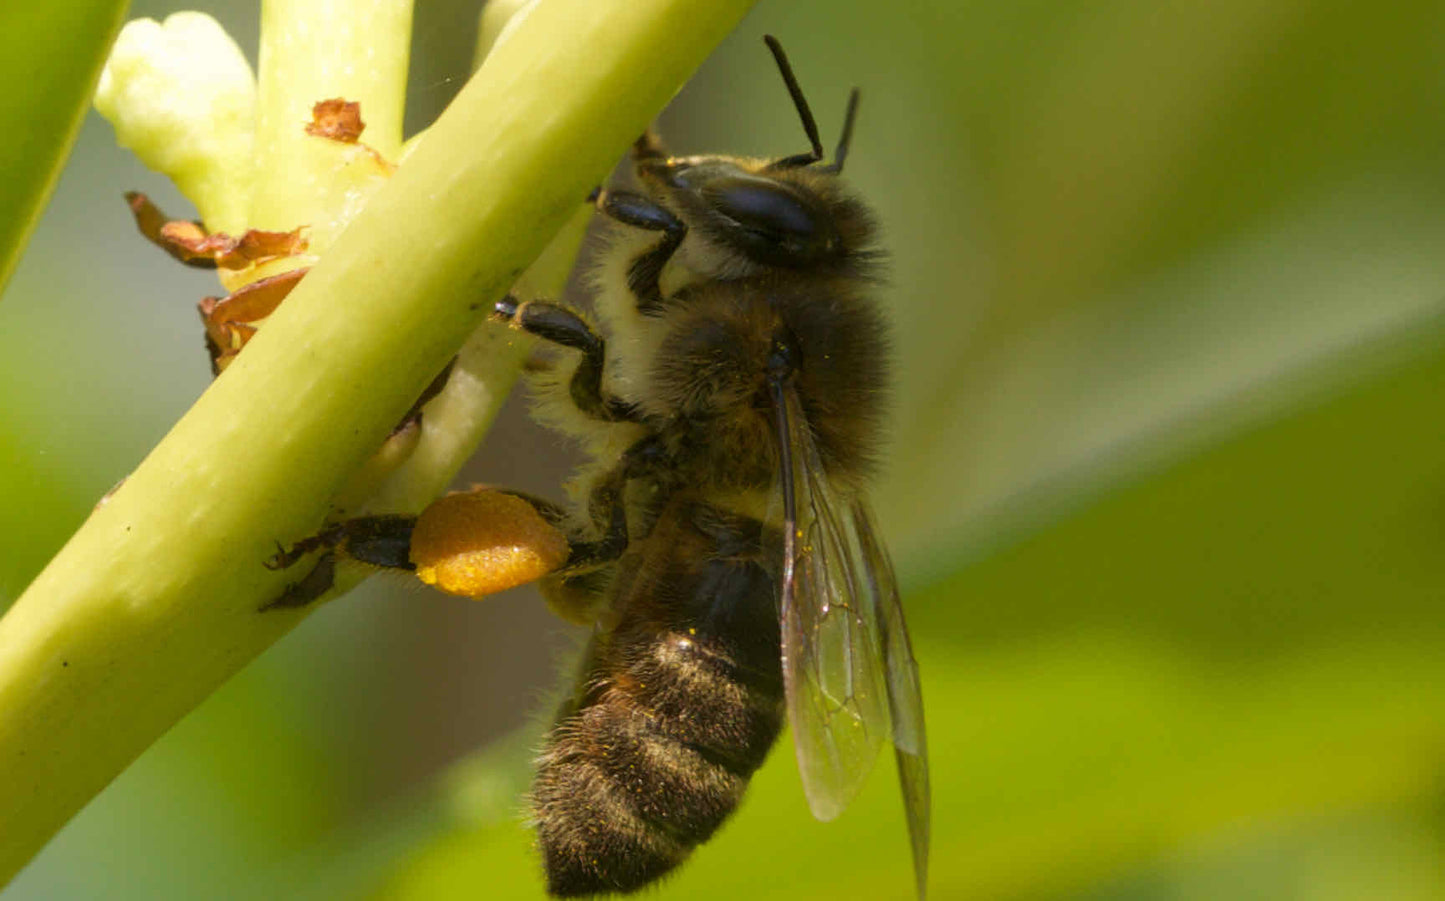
[491,489,570,528]
[262,551,339,610]
[539,567,611,626]
[389,357,455,436]
[592,189,686,315]
[262,515,417,610]
[330,515,417,570]
[556,434,667,573]
[582,132,669,202]
[492,295,640,422]
[632,128,667,161]
[556,473,629,573]
[491,488,620,624]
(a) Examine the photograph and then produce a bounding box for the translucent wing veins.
[771,385,931,897]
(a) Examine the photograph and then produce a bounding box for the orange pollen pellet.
[410,489,569,598]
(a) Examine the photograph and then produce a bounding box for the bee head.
[634,36,877,277]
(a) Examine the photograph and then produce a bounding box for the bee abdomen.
[534,630,784,896]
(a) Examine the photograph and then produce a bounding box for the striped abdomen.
[533,500,784,896]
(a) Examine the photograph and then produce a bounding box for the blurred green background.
[4,0,1445,898]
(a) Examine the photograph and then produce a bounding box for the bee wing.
[851,497,931,899]
[775,430,887,817]
[769,386,930,895]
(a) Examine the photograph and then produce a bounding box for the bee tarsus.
[261,550,338,611]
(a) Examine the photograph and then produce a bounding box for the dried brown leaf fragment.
[198,268,309,372]
[125,192,308,269]
[305,98,366,142]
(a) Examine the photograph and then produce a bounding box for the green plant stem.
[0,0,130,299]
[0,0,754,884]
[362,206,593,516]
[251,0,412,235]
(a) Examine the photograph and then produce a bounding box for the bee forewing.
[772,390,895,821]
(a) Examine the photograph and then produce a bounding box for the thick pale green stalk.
[250,0,412,235]
[362,206,594,515]
[0,0,129,297]
[0,0,754,884]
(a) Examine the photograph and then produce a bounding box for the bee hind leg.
[262,551,339,610]
[491,487,617,624]
[262,514,417,610]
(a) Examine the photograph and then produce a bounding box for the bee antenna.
[819,88,860,174]
[764,35,825,168]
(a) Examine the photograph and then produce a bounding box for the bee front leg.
[492,296,639,422]
[592,189,686,316]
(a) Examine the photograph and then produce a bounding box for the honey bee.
[270,35,928,898]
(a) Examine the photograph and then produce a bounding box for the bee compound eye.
[704,176,820,244]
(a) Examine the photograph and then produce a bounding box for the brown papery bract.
[125,191,308,269]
